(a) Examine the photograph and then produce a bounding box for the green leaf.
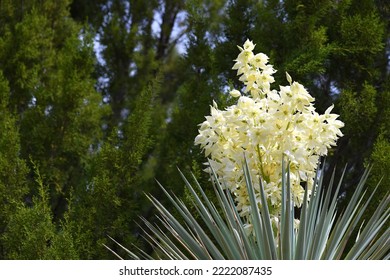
[116,160,389,260]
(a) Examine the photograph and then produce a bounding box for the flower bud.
[230,89,241,98]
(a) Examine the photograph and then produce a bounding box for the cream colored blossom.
[195,40,344,223]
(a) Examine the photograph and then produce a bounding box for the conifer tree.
[70,0,184,128]
[69,77,160,259]
[0,0,106,220]
[64,0,180,258]
[0,72,29,258]
[153,0,227,195]
[0,0,106,259]
[1,165,79,259]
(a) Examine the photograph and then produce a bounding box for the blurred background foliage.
[0,0,388,259]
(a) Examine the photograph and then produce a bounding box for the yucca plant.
[107,40,389,259]
[109,158,389,260]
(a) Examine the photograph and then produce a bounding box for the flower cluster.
[195,40,344,219]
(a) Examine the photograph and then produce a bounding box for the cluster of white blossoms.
[195,39,344,219]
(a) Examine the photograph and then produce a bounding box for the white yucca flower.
[195,39,344,221]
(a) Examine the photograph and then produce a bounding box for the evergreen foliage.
[2,165,78,259]
[154,0,226,195]
[0,72,29,257]
[70,77,161,259]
